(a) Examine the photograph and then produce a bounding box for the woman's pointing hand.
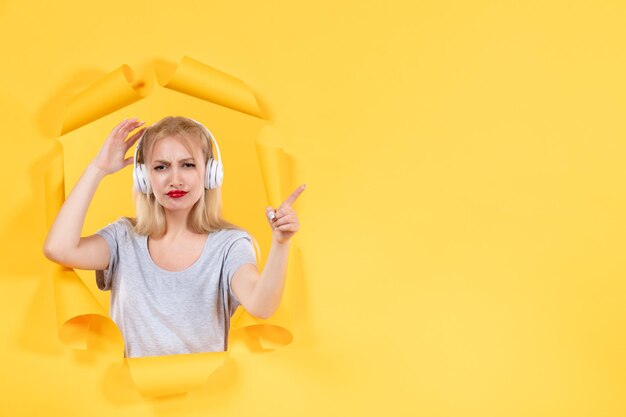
[266,184,306,244]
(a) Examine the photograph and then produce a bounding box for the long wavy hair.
[129,116,242,239]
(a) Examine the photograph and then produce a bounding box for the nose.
[169,165,184,187]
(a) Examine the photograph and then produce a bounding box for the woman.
[43,116,305,358]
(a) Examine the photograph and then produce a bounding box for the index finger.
[280,184,306,208]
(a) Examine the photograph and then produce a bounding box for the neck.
[162,208,193,240]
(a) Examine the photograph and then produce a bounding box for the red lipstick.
[167,191,188,198]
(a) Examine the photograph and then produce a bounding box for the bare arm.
[43,163,109,268]
[232,184,306,319]
[242,239,290,319]
[42,118,145,270]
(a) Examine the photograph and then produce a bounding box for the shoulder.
[112,216,136,232]
[209,228,254,253]
[216,228,258,263]
[96,216,137,240]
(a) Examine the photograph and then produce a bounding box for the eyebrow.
[152,157,196,165]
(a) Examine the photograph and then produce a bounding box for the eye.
[183,163,196,168]
[153,165,166,171]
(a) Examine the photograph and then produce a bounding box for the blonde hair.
[130,116,242,239]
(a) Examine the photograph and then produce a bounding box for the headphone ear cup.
[133,162,143,193]
[142,164,152,194]
[134,163,151,194]
[214,160,223,188]
[132,133,152,195]
[205,158,223,189]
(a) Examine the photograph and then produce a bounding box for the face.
[147,135,206,213]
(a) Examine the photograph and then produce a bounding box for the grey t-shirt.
[94,217,257,358]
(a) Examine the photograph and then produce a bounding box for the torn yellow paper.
[61,65,151,135]
[256,124,294,208]
[125,351,228,398]
[155,56,263,119]
[43,143,64,226]
[51,265,123,356]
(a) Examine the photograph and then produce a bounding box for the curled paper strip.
[155,56,264,119]
[61,65,151,135]
[53,266,123,354]
[256,124,295,208]
[47,56,300,397]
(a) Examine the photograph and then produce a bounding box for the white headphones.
[132,118,224,195]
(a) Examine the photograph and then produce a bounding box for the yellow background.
[1,0,625,415]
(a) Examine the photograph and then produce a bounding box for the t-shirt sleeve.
[223,233,258,307]
[94,218,126,291]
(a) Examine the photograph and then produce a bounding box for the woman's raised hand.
[92,118,146,175]
[266,184,306,244]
